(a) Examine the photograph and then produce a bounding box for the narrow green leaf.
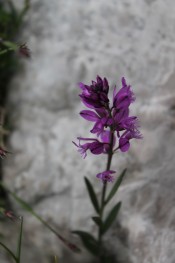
[54,255,59,263]
[18,0,30,24]
[92,216,101,226]
[0,241,17,261]
[102,202,121,234]
[16,217,23,263]
[105,169,127,205]
[0,49,11,56]
[84,177,99,214]
[72,230,98,256]
[3,41,18,50]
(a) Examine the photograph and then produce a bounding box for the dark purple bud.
[103,78,109,94]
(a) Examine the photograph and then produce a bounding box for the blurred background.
[1,0,175,262]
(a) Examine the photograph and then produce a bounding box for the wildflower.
[73,138,107,159]
[80,108,113,136]
[96,170,115,183]
[74,76,142,157]
[0,209,20,221]
[0,146,10,158]
[18,43,30,58]
[119,127,142,152]
[113,77,135,110]
[73,130,114,158]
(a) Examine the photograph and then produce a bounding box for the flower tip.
[78,82,85,90]
[121,77,126,85]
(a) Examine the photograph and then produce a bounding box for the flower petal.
[119,138,130,152]
[80,110,99,121]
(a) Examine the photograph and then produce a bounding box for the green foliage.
[0,217,23,263]
[92,216,101,226]
[84,177,100,214]
[105,169,127,205]
[0,0,30,106]
[16,217,23,263]
[0,240,17,261]
[72,231,98,256]
[101,202,121,234]
[0,182,81,253]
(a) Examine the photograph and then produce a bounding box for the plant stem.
[98,128,114,259]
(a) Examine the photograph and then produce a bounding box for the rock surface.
[2,0,175,262]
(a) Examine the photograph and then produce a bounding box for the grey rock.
[2,0,175,262]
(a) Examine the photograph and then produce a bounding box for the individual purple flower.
[96,170,115,183]
[73,138,105,158]
[80,108,113,136]
[119,126,142,152]
[4,210,21,221]
[18,43,31,58]
[113,77,135,110]
[0,147,11,159]
[79,76,110,109]
[73,130,115,158]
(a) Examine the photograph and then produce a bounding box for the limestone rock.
[2,0,175,262]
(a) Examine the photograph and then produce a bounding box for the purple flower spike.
[75,75,142,159]
[96,170,116,183]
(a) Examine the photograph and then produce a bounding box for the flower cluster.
[73,76,142,182]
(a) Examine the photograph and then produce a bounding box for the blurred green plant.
[0,213,23,263]
[0,0,30,107]
[0,0,30,205]
[0,181,81,253]
[0,0,30,251]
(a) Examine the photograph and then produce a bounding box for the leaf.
[3,41,18,50]
[54,255,59,263]
[0,49,11,56]
[84,177,100,214]
[102,202,121,234]
[72,230,98,256]
[105,169,126,205]
[16,217,23,263]
[0,241,17,261]
[92,216,101,226]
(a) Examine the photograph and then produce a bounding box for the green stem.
[98,128,114,260]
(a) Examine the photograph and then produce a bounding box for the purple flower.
[18,43,30,58]
[119,124,142,152]
[113,77,135,110]
[0,147,11,159]
[96,170,115,183]
[80,108,113,136]
[72,138,106,158]
[74,76,142,156]
[73,130,115,158]
[79,76,109,109]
